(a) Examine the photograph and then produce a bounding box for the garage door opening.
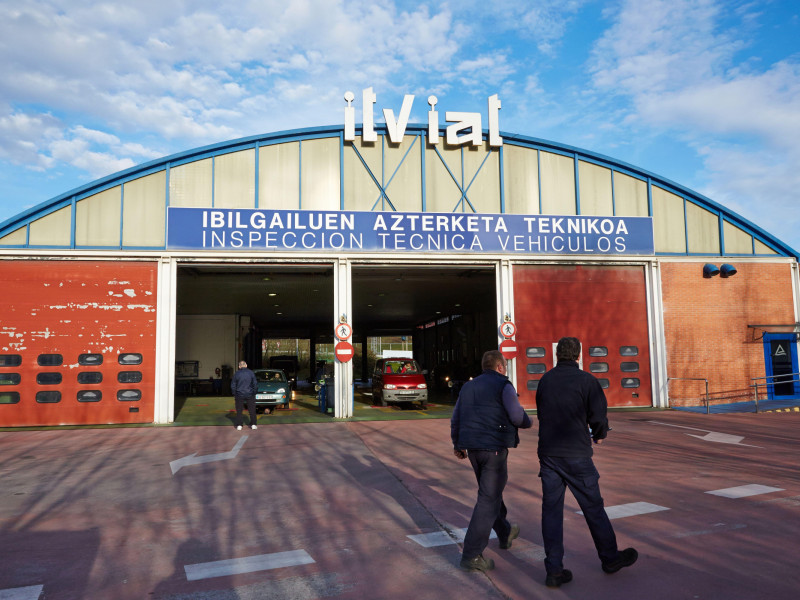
[351,265,497,411]
[174,263,334,423]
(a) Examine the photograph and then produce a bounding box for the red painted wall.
[0,260,157,426]
[513,264,651,408]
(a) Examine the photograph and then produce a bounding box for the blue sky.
[1,0,799,251]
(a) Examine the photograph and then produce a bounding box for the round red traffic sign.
[499,338,518,359]
[334,341,354,363]
[500,321,517,338]
[335,322,352,340]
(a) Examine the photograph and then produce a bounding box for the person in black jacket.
[451,349,532,572]
[536,337,637,588]
[231,360,258,431]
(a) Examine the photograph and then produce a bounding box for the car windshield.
[255,370,287,382]
[384,360,421,374]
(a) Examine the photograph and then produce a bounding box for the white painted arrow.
[648,421,760,447]
[170,436,248,475]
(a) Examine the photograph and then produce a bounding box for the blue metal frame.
[0,123,796,258]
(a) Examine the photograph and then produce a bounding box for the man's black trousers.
[234,395,257,427]
[539,455,618,574]
[463,448,513,559]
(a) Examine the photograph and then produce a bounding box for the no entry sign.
[334,341,354,363]
[499,338,518,360]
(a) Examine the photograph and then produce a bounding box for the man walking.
[231,360,258,431]
[451,350,532,572]
[536,337,637,588]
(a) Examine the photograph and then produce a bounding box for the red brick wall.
[660,261,796,403]
[0,260,157,426]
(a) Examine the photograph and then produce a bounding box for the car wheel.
[419,401,427,409]
[379,394,387,407]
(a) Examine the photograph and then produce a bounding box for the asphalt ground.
[1,410,799,599]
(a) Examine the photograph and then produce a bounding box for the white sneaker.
[251,424,257,430]
[236,425,242,431]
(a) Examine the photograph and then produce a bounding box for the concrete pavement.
[1,411,799,599]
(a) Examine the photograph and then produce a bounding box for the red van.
[372,358,428,408]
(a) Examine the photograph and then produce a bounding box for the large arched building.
[1,106,798,427]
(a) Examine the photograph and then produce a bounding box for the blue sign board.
[167,208,654,256]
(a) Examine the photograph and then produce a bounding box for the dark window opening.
[620,346,639,356]
[0,355,22,367]
[0,392,20,404]
[0,373,21,385]
[526,363,547,374]
[78,372,103,384]
[36,372,62,385]
[589,347,608,357]
[117,389,142,402]
[620,362,639,372]
[590,362,609,373]
[526,347,546,358]
[118,371,142,384]
[79,354,103,366]
[597,378,610,389]
[38,354,63,366]
[118,353,143,365]
[36,391,61,403]
[77,390,102,403]
[621,378,640,388]
[526,380,540,391]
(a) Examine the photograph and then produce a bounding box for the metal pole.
[705,379,709,414]
[754,381,759,413]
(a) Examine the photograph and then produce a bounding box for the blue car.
[253,369,290,413]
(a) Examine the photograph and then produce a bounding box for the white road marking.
[170,435,248,475]
[0,585,44,600]
[408,527,497,548]
[648,421,761,447]
[184,549,315,581]
[705,484,785,498]
[578,501,669,520]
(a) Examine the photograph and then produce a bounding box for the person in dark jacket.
[231,360,258,430]
[535,337,637,588]
[451,349,532,572]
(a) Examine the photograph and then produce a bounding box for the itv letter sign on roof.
[167,208,654,256]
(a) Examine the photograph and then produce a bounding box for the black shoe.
[545,569,573,588]
[459,554,495,572]
[499,524,520,549]
[602,547,638,574]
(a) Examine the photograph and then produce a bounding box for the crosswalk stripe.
[184,549,315,581]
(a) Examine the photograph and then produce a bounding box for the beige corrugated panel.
[613,172,648,216]
[343,136,383,211]
[540,151,576,215]
[578,161,612,216]
[383,136,422,212]
[686,201,720,254]
[259,142,300,209]
[170,158,212,207]
[463,143,500,213]
[28,205,71,246]
[503,145,539,215]
[425,145,462,213]
[214,149,255,209]
[754,239,778,255]
[75,186,121,247]
[123,171,166,247]
[652,185,686,253]
[300,138,339,211]
[722,220,753,255]
[0,227,27,245]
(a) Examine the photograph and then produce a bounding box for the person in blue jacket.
[451,349,532,572]
[536,337,637,588]
[231,360,258,431]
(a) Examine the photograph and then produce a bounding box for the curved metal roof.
[1,124,796,258]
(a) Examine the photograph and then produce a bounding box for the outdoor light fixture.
[703,263,720,278]
[720,263,738,277]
